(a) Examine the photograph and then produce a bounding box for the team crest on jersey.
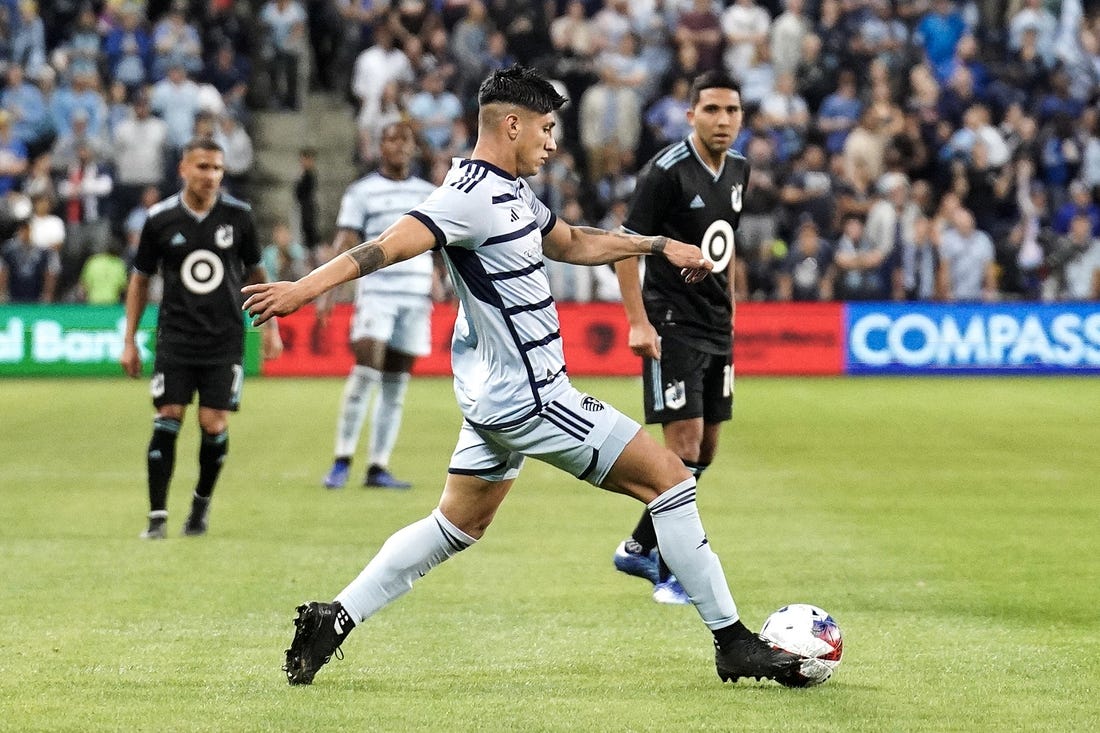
[581,395,605,412]
[664,380,687,410]
[214,224,234,249]
[730,183,743,212]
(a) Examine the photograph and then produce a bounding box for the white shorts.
[447,385,642,487]
[348,294,432,356]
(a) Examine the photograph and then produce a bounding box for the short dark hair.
[183,136,223,155]
[477,65,567,114]
[689,70,741,106]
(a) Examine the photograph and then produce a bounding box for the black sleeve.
[239,212,262,268]
[623,163,675,237]
[132,216,160,275]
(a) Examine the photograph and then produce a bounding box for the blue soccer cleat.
[613,539,660,585]
[653,576,692,605]
[364,464,412,490]
[322,459,350,489]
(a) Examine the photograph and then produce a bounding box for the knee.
[198,415,228,435]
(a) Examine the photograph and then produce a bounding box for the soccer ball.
[758,604,843,687]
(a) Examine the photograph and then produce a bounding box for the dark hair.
[477,65,567,114]
[689,70,742,106]
[183,136,223,155]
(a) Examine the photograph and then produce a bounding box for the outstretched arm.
[243,215,436,326]
[542,220,711,284]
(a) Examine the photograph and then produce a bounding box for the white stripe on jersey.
[337,172,436,297]
[410,158,563,429]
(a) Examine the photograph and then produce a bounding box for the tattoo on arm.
[342,242,386,277]
[575,226,666,256]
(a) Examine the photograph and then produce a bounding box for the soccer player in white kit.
[244,65,802,688]
[320,122,439,490]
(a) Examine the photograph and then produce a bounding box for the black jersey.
[623,138,749,354]
[133,192,261,364]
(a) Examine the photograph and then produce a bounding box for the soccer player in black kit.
[121,137,283,539]
[612,71,747,604]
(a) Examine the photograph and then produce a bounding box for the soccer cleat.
[182,514,207,536]
[283,601,354,685]
[140,516,167,540]
[364,465,412,490]
[652,576,692,605]
[322,459,350,489]
[613,539,660,585]
[715,630,804,685]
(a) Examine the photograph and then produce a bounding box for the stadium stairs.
[249,88,359,255]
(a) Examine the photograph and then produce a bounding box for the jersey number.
[701,220,735,274]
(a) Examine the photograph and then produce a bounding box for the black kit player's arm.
[614,163,676,358]
[121,216,161,377]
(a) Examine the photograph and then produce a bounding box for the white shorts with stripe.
[447,385,642,486]
[348,294,432,356]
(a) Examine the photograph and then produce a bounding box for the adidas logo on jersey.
[689,195,705,209]
[170,233,187,246]
[510,209,520,222]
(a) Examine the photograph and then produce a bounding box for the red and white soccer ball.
[758,603,843,687]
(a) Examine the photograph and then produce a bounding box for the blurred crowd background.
[1,0,1099,307]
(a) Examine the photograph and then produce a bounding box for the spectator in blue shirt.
[0,63,54,156]
[817,69,861,154]
[104,4,154,90]
[1052,180,1100,236]
[915,0,967,83]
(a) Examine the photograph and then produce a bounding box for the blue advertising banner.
[845,303,1100,374]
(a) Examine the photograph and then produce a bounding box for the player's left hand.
[242,281,308,326]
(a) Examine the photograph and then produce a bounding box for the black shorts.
[642,339,733,425]
[151,359,244,411]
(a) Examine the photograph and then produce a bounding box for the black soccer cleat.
[181,514,207,536]
[715,633,804,685]
[283,601,354,685]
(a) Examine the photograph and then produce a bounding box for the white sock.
[648,478,739,630]
[334,365,381,459]
[369,371,410,468]
[335,508,476,623]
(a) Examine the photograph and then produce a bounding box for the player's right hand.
[242,281,307,326]
[628,322,660,360]
[120,343,142,378]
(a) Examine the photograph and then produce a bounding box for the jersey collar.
[687,137,724,182]
[179,191,219,222]
[465,158,517,181]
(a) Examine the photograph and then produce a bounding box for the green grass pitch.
[2,375,1097,732]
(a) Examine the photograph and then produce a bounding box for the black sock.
[631,510,657,553]
[147,417,180,513]
[334,456,350,467]
[195,429,228,499]
[713,619,755,651]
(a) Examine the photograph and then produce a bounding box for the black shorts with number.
[151,358,244,411]
[642,337,733,425]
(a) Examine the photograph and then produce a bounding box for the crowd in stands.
[2,0,1099,306]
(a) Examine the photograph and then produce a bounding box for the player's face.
[515,110,557,177]
[179,147,225,204]
[688,87,743,157]
[379,125,414,169]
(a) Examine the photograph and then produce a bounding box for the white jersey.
[409,158,568,428]
[337,171,436,298]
